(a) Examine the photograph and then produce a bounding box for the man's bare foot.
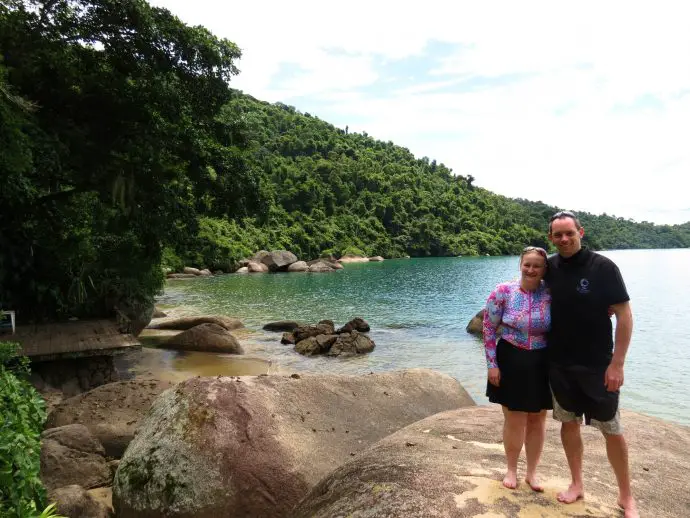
[525,475,544,492]
[618,496,639,518]
[557,483,584,504]
[502,471,518,489]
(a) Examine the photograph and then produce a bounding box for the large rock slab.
[48,485,113,518]
[147,315,243,331]
[261,250,298,271]
[294,406,690,518]
[163,323,244,354]
[40,424,111,490]
[113,369,474,518]
[46,379,176,458]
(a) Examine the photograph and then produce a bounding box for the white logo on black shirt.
[577,278,590,294]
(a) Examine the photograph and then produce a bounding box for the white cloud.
[151,0,690,224]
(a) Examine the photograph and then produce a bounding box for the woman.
[483,246,552,491]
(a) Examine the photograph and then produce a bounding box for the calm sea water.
[158,249,689,426]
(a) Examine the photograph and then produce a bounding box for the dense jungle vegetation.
[2,0,689,322]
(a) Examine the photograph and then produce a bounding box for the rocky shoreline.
[165,249,388,279]
[35,306,690,518]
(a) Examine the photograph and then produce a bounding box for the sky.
[151,0,690,225]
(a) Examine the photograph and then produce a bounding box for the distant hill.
[177,92,690,270]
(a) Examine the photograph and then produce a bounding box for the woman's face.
[520,251,547,283]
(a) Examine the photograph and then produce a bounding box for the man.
[546,211,638,518]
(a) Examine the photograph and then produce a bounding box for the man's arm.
[605,301,633,391]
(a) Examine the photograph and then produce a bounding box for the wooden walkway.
[9,319,140,360]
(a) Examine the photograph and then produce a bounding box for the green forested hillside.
[1,0,688,322]
[179,93,689,265]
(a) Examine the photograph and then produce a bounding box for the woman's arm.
[483,286,507,369]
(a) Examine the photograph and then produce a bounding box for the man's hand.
[488,367,501,387]
[605,362,624,392]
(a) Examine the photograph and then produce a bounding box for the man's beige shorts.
[552,391,623,435]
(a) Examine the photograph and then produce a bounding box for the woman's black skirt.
[486,338,553,412]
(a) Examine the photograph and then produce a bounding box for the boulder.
[236,266,249,274]
[287,260,309,272]
[336,317,370,334]
[306,258,341,269]
[251,250,271,263]
[308,261,335,273]
[294,322,336,342]
[147,315,243,331]
[294,406,690,518]
[328,330,375,356]
[113,370,474,518]
[263,320,302,332]
[260,250,298,272]
[294,336,321,356]
[369,256,384,262]
[281,332,296,345]
[164,323,244,354]
[40,424,111,490]
[199,269,212,276]
[295,334,338,356]
[115,300,154,337]
[46,379,176,458]
[183,267,201,275]
[466,309,484,337]
[338,255,369,264]
[238,259,250,267]
[248,261,269,273]
[48,485,113,518]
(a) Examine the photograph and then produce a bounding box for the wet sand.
[120,346,278,383]
[116,304,283,382]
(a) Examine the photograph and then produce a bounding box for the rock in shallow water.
[163,323,244,354]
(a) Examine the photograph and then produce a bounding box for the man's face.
[549,217,584,258]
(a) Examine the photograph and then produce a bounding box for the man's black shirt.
[546,247,630,367]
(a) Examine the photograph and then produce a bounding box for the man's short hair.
[549,210,582,233]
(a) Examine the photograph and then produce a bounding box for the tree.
[0,0,256,320]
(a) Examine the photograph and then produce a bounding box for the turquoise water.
[158,249,690,426]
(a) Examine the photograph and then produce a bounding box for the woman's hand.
[488,367,501,387]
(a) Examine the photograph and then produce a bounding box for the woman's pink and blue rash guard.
[482,281,551,369]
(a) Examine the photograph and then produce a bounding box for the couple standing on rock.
[482,211,639,518]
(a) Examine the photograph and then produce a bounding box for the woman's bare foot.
[557,483,584,503]
[618,496,639,518]
[502,470,518,489]
[525,475,544,492]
